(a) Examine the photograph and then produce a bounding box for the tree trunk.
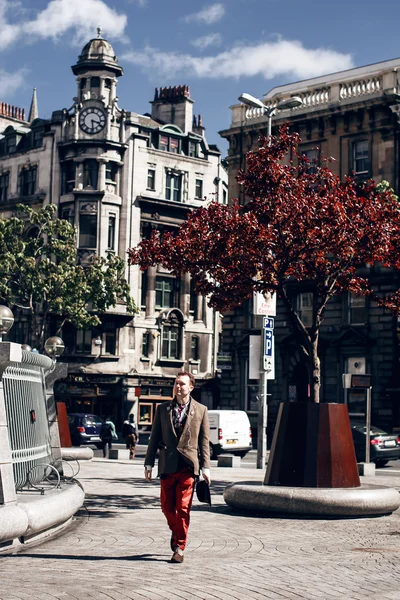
[311,334,320,403]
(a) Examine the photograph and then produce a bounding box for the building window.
[103,322,116,355]
[166,172,182,202]
[141,271,148,307]
[159,135,180,153]
[104,79,112,89]
[79,214,97,248]
[170,137,179,153]
[195,179,203,199]
[142,332,150,357]
[6,136,16,154]
[32,129,44,149]
[19,166,37,196]
[90,76,100,89]
[61,208,74,226]
[156,277,174,308]
[83,160,98,189]
[147,168,156,190]
[353,140,369,175]
[348,293,367,325]
[297,292,313,327]
[105,162,118,182]
[222,189,227,205]
[62,161,75,194]
[162,313,182,359]
[188,141,197,157]
[191,336,199,361]
[76,329,92,354]
[80,78,87,90]
[302,148,319,174]
[107,215,116,251]
[0,172,9,202]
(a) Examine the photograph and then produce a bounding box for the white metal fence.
[2,349,54,490]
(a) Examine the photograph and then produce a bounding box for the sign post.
[256,317,274,469]
[343,373,372,463]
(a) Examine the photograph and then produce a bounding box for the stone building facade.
[0,34,227,431]
[219,58,400,438]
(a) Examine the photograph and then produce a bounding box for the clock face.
[79,107,106,134]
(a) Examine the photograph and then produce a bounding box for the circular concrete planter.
[224,482,400,517]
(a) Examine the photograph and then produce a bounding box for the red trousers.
[160,468,195,551]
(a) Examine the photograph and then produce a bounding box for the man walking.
[144,371,210,563]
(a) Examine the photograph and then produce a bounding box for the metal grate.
[3,351,54,490]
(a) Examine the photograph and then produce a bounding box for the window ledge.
[158,358,184,367]
[140,357,151,363]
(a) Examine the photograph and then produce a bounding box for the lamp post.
[238,93,303,469]
[238,93,303,142]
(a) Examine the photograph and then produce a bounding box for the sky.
[2,0,400,154]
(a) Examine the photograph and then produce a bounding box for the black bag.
[100,422,113,439]
[196,479,211,506]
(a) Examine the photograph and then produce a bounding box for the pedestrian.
[122,417,137,459]
[144,371,210,564]
[100,415,117,458]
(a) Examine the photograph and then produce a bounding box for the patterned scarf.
[172,399,190,437]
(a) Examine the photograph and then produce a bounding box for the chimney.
[151,85,194,134]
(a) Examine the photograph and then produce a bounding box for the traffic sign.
[263,317,274,329]
[264,329,273,356]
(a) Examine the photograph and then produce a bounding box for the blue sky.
[1,0,400,153]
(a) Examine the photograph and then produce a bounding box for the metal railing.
[2,350,55,490]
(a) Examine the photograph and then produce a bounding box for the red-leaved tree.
[128,127,400,403]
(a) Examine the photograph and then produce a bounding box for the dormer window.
[6,136,16,154]
[159,135,180,153]
[32,128,44,149]
[189,141,198,157]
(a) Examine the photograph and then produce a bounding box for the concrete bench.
[217,454,241,468]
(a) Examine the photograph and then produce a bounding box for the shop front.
[54,374,124,428]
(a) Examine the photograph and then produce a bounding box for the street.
[1,455,400,600]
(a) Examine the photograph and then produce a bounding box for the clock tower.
[71,27,123,141]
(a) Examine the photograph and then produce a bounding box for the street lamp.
[0,306,14,342]
[44,336,65,359]
[238,93,303,140]
[238,92,303,469]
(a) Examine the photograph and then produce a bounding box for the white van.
[208,410,253,459]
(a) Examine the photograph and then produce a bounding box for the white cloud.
[0,0,128,49]
[122,38,354,81]
[0,67,27,97]
[184,3,225,25]
[191,33,222,50]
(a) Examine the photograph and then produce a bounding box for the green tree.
[0,204,136,350]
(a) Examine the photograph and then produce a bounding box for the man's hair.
[176,371,195,386]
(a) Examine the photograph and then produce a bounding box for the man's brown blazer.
[144,398,210,477]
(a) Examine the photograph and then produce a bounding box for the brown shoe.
[171,548,184,563]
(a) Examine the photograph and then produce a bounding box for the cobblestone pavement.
[1,459,400,600]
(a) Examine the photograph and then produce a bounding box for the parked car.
[208,410,253,459]
[351,422,400,467]
[68,413,103,447]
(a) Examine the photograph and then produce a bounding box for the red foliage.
[129,126,400,312]
[128,126,400,401]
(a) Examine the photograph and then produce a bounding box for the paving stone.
[0,460,400,599]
